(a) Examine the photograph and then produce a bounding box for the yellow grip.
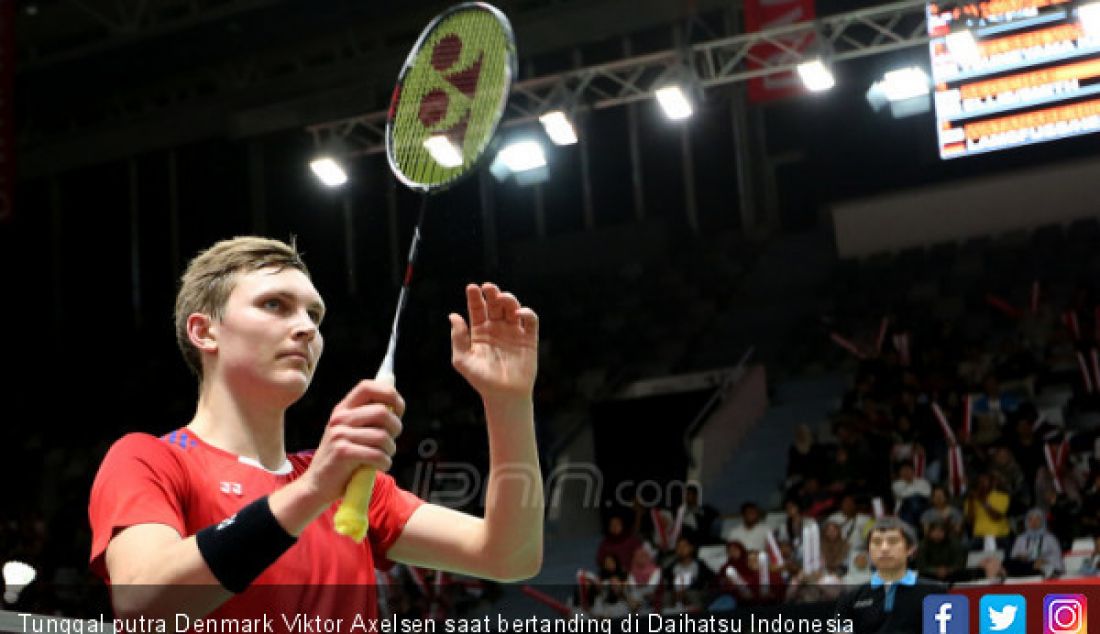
[332,366,395,542]
[334,467,376,542]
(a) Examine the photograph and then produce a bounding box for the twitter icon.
[981,594,1026,634]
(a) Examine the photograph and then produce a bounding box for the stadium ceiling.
[16,0,731,177]
[308,0,930,157]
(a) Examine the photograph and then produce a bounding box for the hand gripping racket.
[333,2,517,541]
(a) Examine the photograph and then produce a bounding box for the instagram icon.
[1045,594,1088,634]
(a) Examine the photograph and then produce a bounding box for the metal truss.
[308,0,930,156]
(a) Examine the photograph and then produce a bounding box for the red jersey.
[88,430,424,629]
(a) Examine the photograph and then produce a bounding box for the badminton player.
[88,237,543,626]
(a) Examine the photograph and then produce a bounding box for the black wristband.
[196,496,297,593]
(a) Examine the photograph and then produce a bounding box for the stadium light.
[497,140,547,172]
[309,156,348,188]
[865,65,932,117]
[945,30,980,64]
[880,67,930,102]
[539,110,578,145]
[3,561,35,605]
[1079,2,1100,34]
[656,85,694,120]
[422,135,464,168]
[797,58,835,92]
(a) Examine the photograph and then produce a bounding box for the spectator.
[972,375,1020,428]
[716,541,753,596]
[841,551,873,585]
[724,502,772,552]
[741,550,785,606]
[677,484,720,545]
[777,499,817,565]
[596,516,643,572]
[914,521,966,583]
[964,473,1011,547]
[827,495,872,550]
[663,537,713,610]
[624,545,662,614]
[989,444,1030,513]
[1004,508,1065,578]
[1077,534,1100,576]
[820,521,851,574]
[891,463,931,528]
[592,554,629,617]
[920,486,965,537]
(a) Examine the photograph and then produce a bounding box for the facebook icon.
[923,595,969,634]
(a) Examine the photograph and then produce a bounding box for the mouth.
[279,352,311,366]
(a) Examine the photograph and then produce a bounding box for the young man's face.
[868,528,914,575]
[207,267,325,402]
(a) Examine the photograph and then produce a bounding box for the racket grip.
[333,367,396,542]
[334,468,376,541]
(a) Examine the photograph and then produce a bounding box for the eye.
[308,309,323,324]
[262,297,285,311]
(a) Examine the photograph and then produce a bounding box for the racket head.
[385,2,516,193]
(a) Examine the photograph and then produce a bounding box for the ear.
[186,313,218,354]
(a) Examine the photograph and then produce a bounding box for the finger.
[335,445,393,473]
[517,307,540,339]
[482,283,504,320]
[334,379,406,416]
[465,284,488,326]
[332,403,404,438]
[495,292,522,324]
[332,427,399,457]
[449,313,471,354]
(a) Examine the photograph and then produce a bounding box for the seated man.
[835,518,944,634]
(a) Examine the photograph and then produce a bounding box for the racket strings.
[389,7,512,190]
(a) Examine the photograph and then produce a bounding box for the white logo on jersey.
[219,481,243,496]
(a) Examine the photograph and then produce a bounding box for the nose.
[292,310,318,342]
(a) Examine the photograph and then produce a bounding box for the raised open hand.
[448,283,538,399]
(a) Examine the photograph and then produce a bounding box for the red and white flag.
[765,531,785,568]
[1044,440,1070,494]
[947,445,967,496]
[1077,351,1095,394]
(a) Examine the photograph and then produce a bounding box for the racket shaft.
[334,368,397,541]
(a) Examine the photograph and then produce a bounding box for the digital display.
[928,0,1100,158]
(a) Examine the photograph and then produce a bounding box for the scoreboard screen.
[928,0,1100,158]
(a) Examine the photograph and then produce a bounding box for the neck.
[187,376,288,469]
[877,567,908,583]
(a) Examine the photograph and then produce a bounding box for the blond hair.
[174,236,310,378]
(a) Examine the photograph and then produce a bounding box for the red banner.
[744,0,816,102]
[0,0,13,223]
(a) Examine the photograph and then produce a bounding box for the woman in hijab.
[821,520,851,574]
[624,544,662,613]
[1005,508,1065,578]
[841,551,873,585]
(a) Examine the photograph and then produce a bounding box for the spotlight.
[656,85,694,120]
[797,58,836,92]
[423,135,464,168]
[880,67,930,102]
[3,561,36,605]
[309,157,348,188]
[538,110,578,146]
[496,140,547,173]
